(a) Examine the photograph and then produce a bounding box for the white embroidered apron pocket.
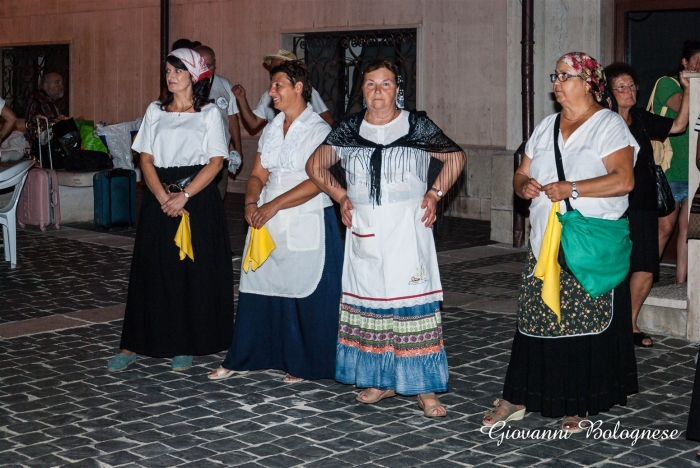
[287,213,321,251]
[350,227,381,261]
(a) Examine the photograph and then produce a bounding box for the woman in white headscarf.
[107,49,234,372]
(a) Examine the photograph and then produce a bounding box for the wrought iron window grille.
[1,45,70,119]
[292,29,417,124]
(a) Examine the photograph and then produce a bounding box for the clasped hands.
[521,178,574,203]
[160,192,189,218]
[245,202,279,229]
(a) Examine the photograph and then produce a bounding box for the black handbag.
[52,118,82,158]
[655,164,675,217]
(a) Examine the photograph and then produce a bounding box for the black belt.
[162,174,195,194]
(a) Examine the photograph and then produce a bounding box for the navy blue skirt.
[221,206,343,380]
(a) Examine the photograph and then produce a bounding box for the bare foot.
[357,388,385,402]
[283,374,303,383]
[418,393,446,417]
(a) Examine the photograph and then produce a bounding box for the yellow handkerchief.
[174,213,194,261]
[242,226,276,273]
[534,203,562,322]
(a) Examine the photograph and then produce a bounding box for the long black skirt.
[120,165,234,357]
[687,349,700,441]
[221,206,343,380]
[503,276,638,418]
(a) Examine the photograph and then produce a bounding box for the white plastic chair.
[0,160,34,268]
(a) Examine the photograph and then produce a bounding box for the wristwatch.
[571,182,578,200]
[430,187,443,198]
[183,191,190,199]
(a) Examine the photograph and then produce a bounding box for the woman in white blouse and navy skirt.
[107,49,234,372]
[208,60,342,382]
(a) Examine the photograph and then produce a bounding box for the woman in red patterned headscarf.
[482,52,640,433]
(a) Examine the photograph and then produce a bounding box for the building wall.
[170,0,509,148]
[170,0,511,217]
[0,0,161,124]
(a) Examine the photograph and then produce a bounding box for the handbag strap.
[552,114,574,212]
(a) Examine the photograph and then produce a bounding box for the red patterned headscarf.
[558,52,606,103]
[169,48,211,84]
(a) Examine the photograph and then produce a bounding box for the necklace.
[176,103,193,116]
[562,103,595,122]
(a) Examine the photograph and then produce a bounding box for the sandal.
[282,374,304,383]
[417,393,446,418]
[207,366,249,380]
[562,416,585,434]
[633,332,653,348]
[356,388,396,404]
[482,399,525,426]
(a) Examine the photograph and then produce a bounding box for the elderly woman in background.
[307,59,466,418]
[655,40,700,285]
[208,60,342,382]
[108,49,233,372]
[482,52,639,432]
[604,62,690,348]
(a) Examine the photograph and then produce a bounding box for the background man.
[195,45,243,199]
[233,49,333,135]
[25,72,64,125]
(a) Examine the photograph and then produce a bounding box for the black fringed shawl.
[320,109,465,206]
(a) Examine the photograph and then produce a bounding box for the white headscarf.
[169,48,211,84]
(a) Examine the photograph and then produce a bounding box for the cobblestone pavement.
[1,209,699,467]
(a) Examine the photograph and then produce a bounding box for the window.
[1,45,70,118]
[293,29,417,123]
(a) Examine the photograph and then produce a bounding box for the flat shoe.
[417,394,446,418]
[356,389,396,404]
[207,366,246,380]
[633,332,653,348]
[107,352,137,372]
[562,416,585,434]
[171,355,193,371]
[483,399,525,426]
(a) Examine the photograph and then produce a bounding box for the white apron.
[343,197,443,309]
[239,179,328,298]
[238,105,332,298]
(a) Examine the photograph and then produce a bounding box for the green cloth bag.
[557,209,632,299]
[78,124,109,153]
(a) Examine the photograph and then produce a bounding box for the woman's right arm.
[140,152,169,206]
[513,156,542,200]
[306,145,353,227]
[244,152,270,227]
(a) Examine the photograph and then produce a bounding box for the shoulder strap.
[646,78,662,112]
[646,76,681,114]
[553,114,573,212]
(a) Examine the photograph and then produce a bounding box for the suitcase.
[93,169,136,229]
[16,167,61,231]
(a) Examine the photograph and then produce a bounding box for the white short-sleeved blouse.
[132,101,229,168]
[525,109,640,259]
[257,103,331,207]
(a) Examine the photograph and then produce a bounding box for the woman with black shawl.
[306,59,465,418]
